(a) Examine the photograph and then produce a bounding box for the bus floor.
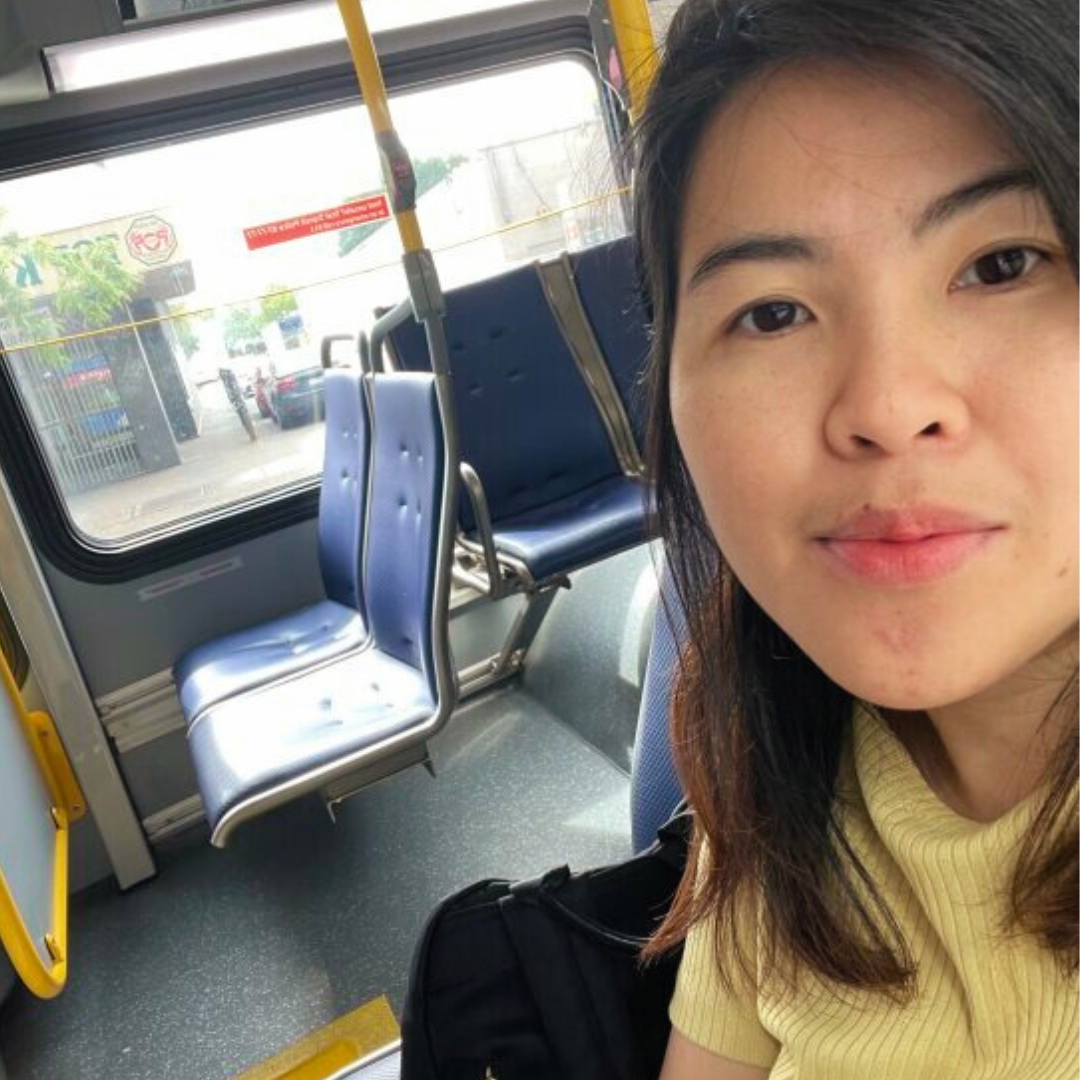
[0,547,656,1080]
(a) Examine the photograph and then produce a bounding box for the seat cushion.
[189,649,435,837]
[487,475,649,583]
[174,599,366,725]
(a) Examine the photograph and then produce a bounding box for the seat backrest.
[571,237,651,449]
[317,368,370,612]
[363,372,450,700]
[388,263,623,531]
[630,566,685,853]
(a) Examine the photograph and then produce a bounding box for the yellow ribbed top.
[670,707,1078,1079]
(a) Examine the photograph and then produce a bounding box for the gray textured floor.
[524,547,658,772]
[0,688,633,1080]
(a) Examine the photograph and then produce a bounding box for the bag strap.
[509,807,692,950]
[510,866,642,948]
[653,803,692,867]
[536,889,648,951]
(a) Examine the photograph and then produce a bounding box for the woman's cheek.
[674,381,763,540]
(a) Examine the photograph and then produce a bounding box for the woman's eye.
[955,246,1043,288]
[732,300,811,335]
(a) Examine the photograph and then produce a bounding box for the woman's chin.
[806,651,986,714]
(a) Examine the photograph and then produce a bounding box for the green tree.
[337,155,468,257]
[222,306,263,353]
[0,210,140,368]
[259,285,299,326]
[169,306,206,358]
[0,215,55,358]
[50,237,140,330]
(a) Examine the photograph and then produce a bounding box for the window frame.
[0,3,625,582]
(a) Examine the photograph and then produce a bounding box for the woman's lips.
[817,528,1002,584]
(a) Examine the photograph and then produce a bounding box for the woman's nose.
[823,323,972,459]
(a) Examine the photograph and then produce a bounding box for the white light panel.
[45,1,346,93]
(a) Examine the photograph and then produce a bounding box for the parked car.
[263,351,325,429]
[219,353,264,399]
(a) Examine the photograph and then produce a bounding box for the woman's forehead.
[677,59,1017,261]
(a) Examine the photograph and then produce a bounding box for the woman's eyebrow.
[912,166,1038,237]
[685,234,823,294]
[684,168,1038,294]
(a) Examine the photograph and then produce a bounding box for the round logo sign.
[125,215,177,266]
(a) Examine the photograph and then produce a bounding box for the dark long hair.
[633,0,1079,994]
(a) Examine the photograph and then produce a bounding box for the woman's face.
[670,61,1078,712]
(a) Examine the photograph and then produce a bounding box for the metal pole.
[605,0,658,121]
[334,0,446,351]
[334,0,422,256]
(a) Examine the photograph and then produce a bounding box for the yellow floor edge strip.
[232,995,399,1080]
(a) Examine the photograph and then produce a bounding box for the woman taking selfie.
[631,0,1079,1076]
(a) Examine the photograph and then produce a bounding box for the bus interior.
[0,1,682,1077]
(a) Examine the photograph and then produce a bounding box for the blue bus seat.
[173,366,370,726]
[386,260,648,591]
[630,566,684,853]
[570,237,651,451]
[187,372,457,846]
[485,474,645,584]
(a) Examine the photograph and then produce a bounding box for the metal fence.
[8,334,145,495]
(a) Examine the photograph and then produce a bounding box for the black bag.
[400,810,691,1080]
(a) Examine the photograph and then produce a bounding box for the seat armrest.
[321,333,354,370]
[368,299,414,373]
[458,462,508,599]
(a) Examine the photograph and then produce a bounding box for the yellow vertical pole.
[334,0,424,255]
[605,0,658,121]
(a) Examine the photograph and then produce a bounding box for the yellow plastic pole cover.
[605,0,659,120]
[334,0,424,254]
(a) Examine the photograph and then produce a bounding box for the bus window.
[0,58,624,545]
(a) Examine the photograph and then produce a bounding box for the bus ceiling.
[0,0,608,148]
[0,5,49,108]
